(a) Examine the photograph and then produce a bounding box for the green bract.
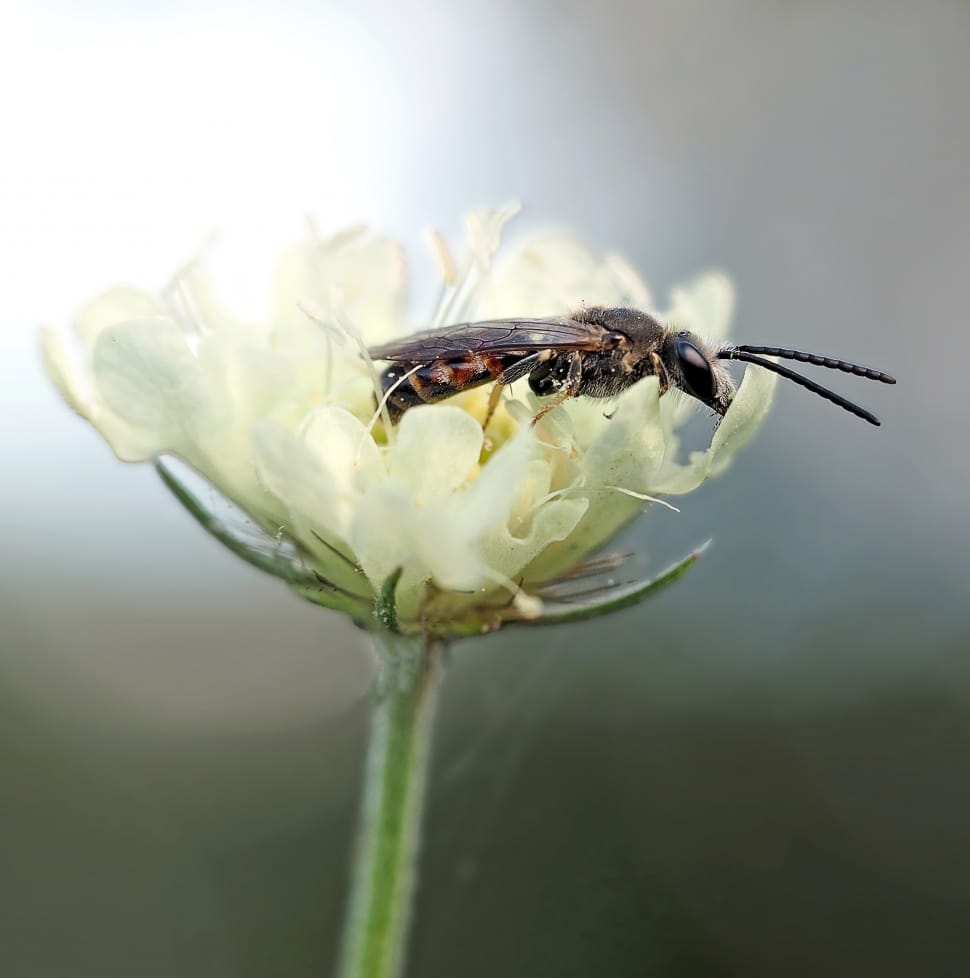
[42,207,776,635]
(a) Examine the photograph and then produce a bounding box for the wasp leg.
[650,351,670,395]
[482,382,505,434]
[481,352,546,432]
[530,351,583,426]
[620,348,669,396]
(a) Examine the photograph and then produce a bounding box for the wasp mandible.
[368,306,895,427]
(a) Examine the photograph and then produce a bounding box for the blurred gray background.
[3,1,969,976]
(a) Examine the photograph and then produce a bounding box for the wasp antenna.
[726,345,896,385]
[719,349,882,425]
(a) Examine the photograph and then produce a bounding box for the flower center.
[448,387,521,463]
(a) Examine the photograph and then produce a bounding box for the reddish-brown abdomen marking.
[430,362,456,385]
[483,354,509,378]
[450,356,486,387]
[379,351,522,419]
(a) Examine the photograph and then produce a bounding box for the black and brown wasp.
[369,306,895,427]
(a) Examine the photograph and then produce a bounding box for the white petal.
[460,424,537,536]
[251,418,355,548]
[645,451,712,495]
[523,493,643,585]
[350,421,538,599]
[485,496,589,584]
[386,406,483,502]
[92,317,207,459]
[300,406,383,485]
[189,336,369,521]
[603,252,653,308]
[273,227,407,345]
[40,327,92,418]
[169,255,247,334]
[663,273,735,341]
[580,377,666,490]
[272,234,335,338]
[75,288,165,351]
[647,358,779,493]
[480,234,651,317]
[350,486,490,593]
[708,358,778,476]
[197,331,337,430]
[465,201,522,269]
[348,485,414,588]
[507,458,554,531]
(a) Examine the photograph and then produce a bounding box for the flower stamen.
[530,485,681,514]
[300,296,396,442]
[427,229,458,287]
[602,486,681,512]
[482,567,543,619]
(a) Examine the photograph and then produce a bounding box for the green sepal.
[374,567,404,633]
[511,541,710,628]
[156,459,373,620]
[291,581,377,628]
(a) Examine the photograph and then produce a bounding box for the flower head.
[43,206,776,635]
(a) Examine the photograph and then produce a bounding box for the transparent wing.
[368,317,609,362]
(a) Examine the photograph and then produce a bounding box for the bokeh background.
[3,1,969,976]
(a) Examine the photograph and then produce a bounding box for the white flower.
[42,207,776,635]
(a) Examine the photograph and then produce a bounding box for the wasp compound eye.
[676,340,715,401]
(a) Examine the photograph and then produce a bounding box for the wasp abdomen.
[379,354,513,420]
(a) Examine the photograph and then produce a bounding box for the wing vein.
[368,318,608,362]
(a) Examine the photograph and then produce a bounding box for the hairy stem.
[336,634,444,978]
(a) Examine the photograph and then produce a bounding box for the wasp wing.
[368,317,609,362]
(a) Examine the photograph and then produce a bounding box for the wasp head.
[661,330,736,417]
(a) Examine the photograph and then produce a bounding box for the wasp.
[369,306,896,427]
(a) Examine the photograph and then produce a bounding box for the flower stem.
[336,633,444,978]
